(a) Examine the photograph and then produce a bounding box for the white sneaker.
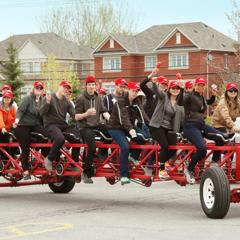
[44,157,52,171]
[144,167,153,177]
[184,168,195,184]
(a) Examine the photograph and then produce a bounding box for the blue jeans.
[183,122,224,172]
[108,129,130,177]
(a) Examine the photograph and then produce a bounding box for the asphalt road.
[0,179,240,240]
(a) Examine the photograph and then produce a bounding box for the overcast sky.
[0,0,236,41]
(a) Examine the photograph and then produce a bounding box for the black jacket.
[108,92,149,132]
[140,77,158,119]
[182,90,215,124]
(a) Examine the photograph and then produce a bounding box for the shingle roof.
[96,22,237,54]
[0,32,93,60]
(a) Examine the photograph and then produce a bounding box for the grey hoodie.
[149,83,184,132]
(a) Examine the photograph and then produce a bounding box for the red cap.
[85,75,96,84]
[33,81,44,88]
[60,80,71,89]
[185,80,194,89]
[127,82,140,90]
[2,90,13,98]
[157,76,168,85]
[1,84,12,91]
[98,87,107,95]
[156,62,161,69]
[168,81,180,89]
[115,78,126,86]
[195,77,206,85]
[226,82,238,91]
[176,73,182,80]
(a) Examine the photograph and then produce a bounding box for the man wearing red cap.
[103,78,127,114]
[108,82,150,185]
[181,77,225,184]
[140,68,168,119]
[75,75,111,183]
[40,80,80,171]
[184,80,194,92]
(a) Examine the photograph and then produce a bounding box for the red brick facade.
[93,31,238,91]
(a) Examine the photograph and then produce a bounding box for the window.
[224,54,228,69]
[144,55,157,71]
[103,56,121,72]
[21,62,41,73]
[169,53,189,69]
[21,85,32,98]
[102,82,115,93]
[109,39,114,48]
[176,33,181,44]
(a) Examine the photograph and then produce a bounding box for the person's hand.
[86,108,96,116]
[129,129,137,138]
[13,119,19,128]
[148,68,159,79]
[46,93,51,104]
[233,126,240,133]
[1,128,7,134]
[211,84,218,96]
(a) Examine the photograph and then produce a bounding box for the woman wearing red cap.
[0,90,16,161]
[108,82,150,185]
[212,82,240,133]
[13,81,49,179]
[181,77,225,184]
[149,78,184,179]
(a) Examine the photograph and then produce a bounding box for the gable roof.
[94,22,237,54]
[0,32,93,61]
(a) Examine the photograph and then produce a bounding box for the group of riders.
[0,66,240,185]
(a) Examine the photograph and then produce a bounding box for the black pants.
[80,124,110,177]
[46,124,80,162]
[149,126,177,170]
[0,132,15,160]
[14,125,49,171]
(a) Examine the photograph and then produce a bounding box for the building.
[0,32,93,94]
[93,22,239,93]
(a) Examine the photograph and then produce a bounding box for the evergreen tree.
[0,42,24,102]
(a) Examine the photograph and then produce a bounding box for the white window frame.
[176,33,181,44]
[21,61,41,74]
[102,81,115,93]
[224,54,228,69]
[103,56,121,73]
[144,55,157,72]
[109,39,115,48]
[168,52,189,69]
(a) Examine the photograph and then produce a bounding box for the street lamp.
[206,51,213,116]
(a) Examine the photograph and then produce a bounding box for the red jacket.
[0,105,16,131]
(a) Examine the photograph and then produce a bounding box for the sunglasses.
[35,86,43,90]
[228,88,238,93]
[171,87,180,90]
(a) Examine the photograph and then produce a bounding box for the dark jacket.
[75,90,107,129]
[140,77,158,119]
[17,94,44,126]
[181,90,215,124]
[39,93,75,127]
[103,93,116,114]
[108,92,149,132]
